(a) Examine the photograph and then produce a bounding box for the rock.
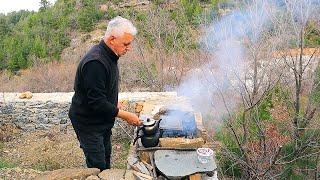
[119,100,129,109]
[138,151,150,164]
[98,169,125,180]
[100,4,108,12]
[127,156,138,167]
[34,168,100,180]
[0,104,14,114]
[59,118,68,124]
[132,171,153,180]
[86,175,100,180]
[134,162,150,176]
[124,170,136,180]
[159,137,204,148]
[19,91,33,99]
[22,124,36,132]
[36,124,53,130]
[135,103,144,113]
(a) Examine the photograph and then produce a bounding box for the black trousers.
[71,120,112,171]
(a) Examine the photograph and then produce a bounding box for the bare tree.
[119,1,205,91]
[200,0,320,179]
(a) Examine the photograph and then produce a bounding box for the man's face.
[108,32,134,57]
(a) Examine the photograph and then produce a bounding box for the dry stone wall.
[0,100,69,131]
[0,92,186,139]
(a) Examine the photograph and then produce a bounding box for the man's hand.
[117,110,142,126]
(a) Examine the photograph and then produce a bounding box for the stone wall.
[0,100,70,131]
[0,92,188,139]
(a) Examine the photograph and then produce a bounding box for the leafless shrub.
[197,0,320,179]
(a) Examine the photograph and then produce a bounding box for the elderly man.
[68,16,141,171]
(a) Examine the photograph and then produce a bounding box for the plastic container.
[197,148,213,164]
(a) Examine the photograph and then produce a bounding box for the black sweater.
[68,40,119,130]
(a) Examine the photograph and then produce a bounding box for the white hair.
[104,16,137,38]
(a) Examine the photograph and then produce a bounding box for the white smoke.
[175,0,320,123]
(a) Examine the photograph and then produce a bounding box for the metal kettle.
[133,118,163,148]
[133,131,162,148]
[139,118,162,135]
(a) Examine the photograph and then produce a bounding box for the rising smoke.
[175,0,320,124]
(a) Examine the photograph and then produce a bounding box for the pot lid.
[143,118,156,126]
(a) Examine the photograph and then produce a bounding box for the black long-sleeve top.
[68,40,119,130]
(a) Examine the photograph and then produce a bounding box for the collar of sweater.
[99,40,119,63]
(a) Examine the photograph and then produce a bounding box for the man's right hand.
[117,110,142,126]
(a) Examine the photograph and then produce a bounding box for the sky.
[0,0,56,14]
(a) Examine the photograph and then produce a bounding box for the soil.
[0,123,132,179]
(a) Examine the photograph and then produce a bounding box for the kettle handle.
[156,118,162,128]
[133,126,143,145]
[136,126,142,137]
[133,135,142,145]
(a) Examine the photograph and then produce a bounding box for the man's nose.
[126,45,132,51]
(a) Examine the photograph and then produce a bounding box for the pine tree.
[39,0,51,12]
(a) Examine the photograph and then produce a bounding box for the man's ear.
[108,36,116,45]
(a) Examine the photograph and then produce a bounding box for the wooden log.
[189,173,201,180]
[159,137,204,148]
[149,152,157,178]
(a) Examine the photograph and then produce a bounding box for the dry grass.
[0,61,77,93]
[1,125,132,171]
[0,47,203,93]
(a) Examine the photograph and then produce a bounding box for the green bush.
[280,139,319,179]
[311,66,320,104]
[77,6,103,32]
[181,0,203,26]
[305,21,320,47]
[215,124,243,178]
[0,159,14,169]
[105,7,118,19]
